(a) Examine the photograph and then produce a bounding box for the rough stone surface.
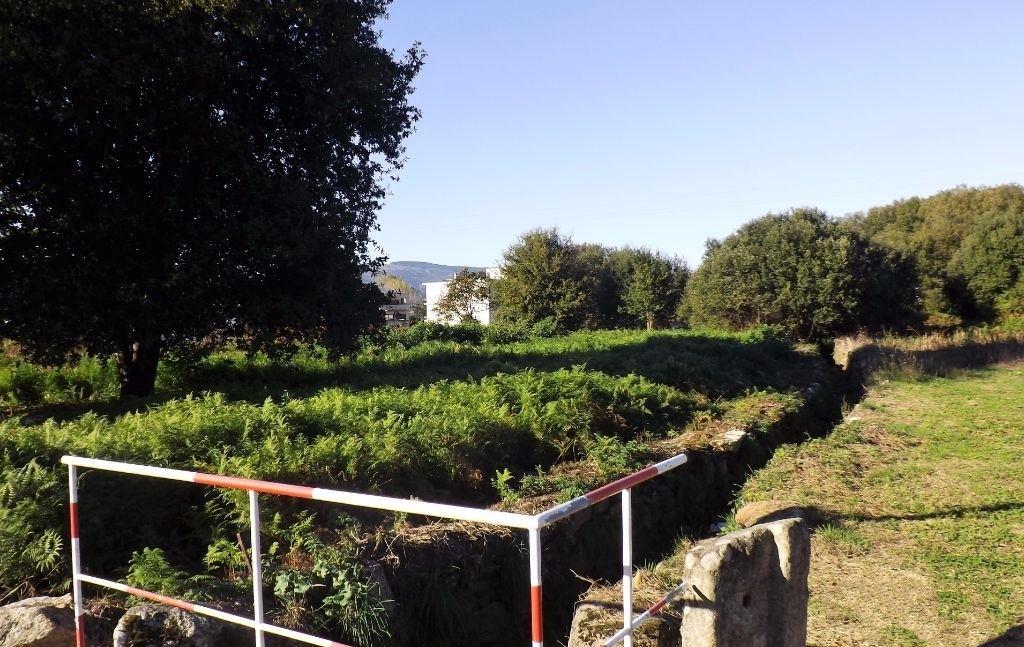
[112,603,246,647]
[567,601,616,647]
[0,595,76,647]
[734,500,811,528]
[710,429,748,452]
[679,519,810,647]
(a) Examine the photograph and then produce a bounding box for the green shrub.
[0,459,65,596]
[684,208,921,341]
[530,317,559,338]
[481,322,530,345]
[387,321,485,348]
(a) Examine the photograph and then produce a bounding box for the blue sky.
[375,1,1024,268]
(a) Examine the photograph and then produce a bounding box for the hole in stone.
[742,593,752,608]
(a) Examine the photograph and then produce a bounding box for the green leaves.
[491,230,690,332]
[434,269,493,323]
[858,184,1024,324]
[685,208,921,340]
[0,0,423,394]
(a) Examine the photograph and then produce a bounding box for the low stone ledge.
[734,500,812,528]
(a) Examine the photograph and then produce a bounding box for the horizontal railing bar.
[61,456,539,529]
[77,573,351,647]
[536,453,688,528]
[603,580,691,646]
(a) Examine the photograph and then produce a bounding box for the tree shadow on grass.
[11,333,828,425]
[793,502,1024,529]
[979,624,1024,646]
[12,395,164,426]
[844,336,1024,383]
[187,332,825,402]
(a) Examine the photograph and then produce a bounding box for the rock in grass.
[112,603,246,647]
[0,595,76,647]
[734,500,809,529]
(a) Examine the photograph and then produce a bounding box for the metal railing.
[63,451,688,647]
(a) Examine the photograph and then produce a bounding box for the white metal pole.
[621,488,634,647]
[68,465,85,647]
[528,528,543,647]
[249,491,265,647]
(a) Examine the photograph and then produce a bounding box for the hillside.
[377,260,486,296]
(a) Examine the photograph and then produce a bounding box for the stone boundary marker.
[680,519,809,647]
[568,516,810,647]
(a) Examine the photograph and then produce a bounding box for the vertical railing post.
[68,465,85,647]
[528,528,543,647]
[249,491,265,647]
[621,488,634,647]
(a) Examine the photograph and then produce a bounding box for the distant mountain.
[372,261,486,297]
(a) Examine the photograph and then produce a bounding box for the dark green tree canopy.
[683,208,920,341]
[852,184,1024,322]
[613,248,688,330]
[493,231,689,332]
[0,0,422,394]
[949,208,1024,318]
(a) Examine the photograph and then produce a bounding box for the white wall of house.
[424,268,499,325]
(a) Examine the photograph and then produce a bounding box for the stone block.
[679,519,809,647]
[112,603,247,647]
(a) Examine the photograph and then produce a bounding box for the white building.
[424,267,500,325]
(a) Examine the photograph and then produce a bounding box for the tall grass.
[836,327,1024,381]
[0,354,119,408]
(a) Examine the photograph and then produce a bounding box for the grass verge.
[739,363,1024,646]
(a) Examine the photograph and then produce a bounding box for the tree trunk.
[646,314,655,331]
[117,338,162,397]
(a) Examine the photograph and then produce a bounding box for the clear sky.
[374,1,1024,268]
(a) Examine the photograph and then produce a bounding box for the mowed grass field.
[739,363,1024,646]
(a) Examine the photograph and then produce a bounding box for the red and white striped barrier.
[62,450,689,647]
[603,580,691,646]
[535,453,688,528]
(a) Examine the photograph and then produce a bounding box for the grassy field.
[738,362,1024,646]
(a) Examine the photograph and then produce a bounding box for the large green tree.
[0,0,422,395]
[615,248,688,330]
[492,229,597,331]
[852,184,1024,322]
[683,208,920,341]
[434,269,491,323]
[948,208,1024,318]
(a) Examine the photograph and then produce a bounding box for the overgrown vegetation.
[0,326,820,642]
[854,183,1024,325]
